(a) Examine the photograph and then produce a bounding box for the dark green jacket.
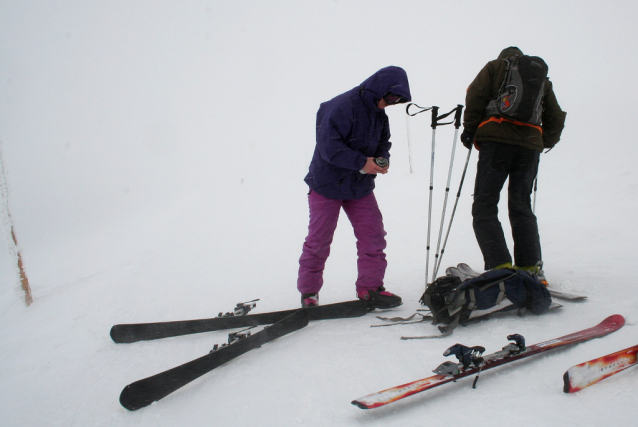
[463,47,567,152]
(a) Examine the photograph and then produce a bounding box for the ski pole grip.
[430,106,440,128]
[454,105,463,129]
[432,106,457,128]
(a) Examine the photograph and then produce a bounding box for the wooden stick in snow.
[0,143,33,306]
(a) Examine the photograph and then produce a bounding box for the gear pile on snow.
[419,266,552,334]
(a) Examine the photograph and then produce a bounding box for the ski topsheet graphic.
[563,344,638,393]
[352,314,624,409]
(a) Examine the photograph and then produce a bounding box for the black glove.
[460,130,476,150]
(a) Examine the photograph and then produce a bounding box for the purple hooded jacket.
[304,66,411,200]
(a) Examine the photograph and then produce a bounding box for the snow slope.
[1,2,638,426]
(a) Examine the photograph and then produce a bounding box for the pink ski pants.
[297,190,387,294]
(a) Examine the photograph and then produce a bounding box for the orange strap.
[478,116,542,133]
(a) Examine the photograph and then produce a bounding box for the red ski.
[352,314,625,409]
[563,344,638,393]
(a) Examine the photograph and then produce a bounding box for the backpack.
[486,55,549,125]
[419,269,552,330]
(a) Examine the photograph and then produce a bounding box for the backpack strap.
[495,280,506,305]
[460,271,517,311]
[441,275,510,336]
[466,279,505,310]
[467,288,477,310]
[478,276,510,305]
[438,312,461,336]
[485,55,520,116]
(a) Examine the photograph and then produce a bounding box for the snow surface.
[1,1,638,426]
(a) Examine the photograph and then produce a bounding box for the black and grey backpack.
[486,54,549,125]
[419,268,552,333]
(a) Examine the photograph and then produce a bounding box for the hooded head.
[498,46,523,60]
[359,66,411,108]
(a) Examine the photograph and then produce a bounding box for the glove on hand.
[460,130,476,150]
[461,130,476,150]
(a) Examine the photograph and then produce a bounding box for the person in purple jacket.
[297,66,411,309]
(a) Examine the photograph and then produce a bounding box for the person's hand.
[361,157,389,174]
[460,130,476,150]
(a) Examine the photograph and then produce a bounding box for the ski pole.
[431,105,464,281]
[424,105,462,286]
[433,141,472,278]
[406,103,436,287]
[472,364,483,389]
[405,113,413,174]
[406,104,463,287]
[532,174,538,214]
[424,106,441,288]
[532,155,541,214]
[406,104,434,175]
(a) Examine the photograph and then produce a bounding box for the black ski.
[119,309,309,411]
[111,300,368,343]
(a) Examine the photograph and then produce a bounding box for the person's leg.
[508,147,541,268]
[343,192,401,308]
[297,191,342,294]
[342,192,387,293]
[472,142,513,270]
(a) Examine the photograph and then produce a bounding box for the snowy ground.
[2,2,638,426]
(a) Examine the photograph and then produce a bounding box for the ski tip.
[601,314,625,330]
[119,385,151,411]
[110,325,143,344]
[110,325,132,344]
[351,400,371,410]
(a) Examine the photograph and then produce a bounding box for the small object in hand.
[374,157,389,168]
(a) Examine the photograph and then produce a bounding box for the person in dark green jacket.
[461,46,566,276]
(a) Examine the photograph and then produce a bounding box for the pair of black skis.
[113,300,368,411]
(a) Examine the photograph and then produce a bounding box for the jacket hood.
[359,66,411,106]
[497,46,523,60]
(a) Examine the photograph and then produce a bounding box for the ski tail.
[563,344,638,393]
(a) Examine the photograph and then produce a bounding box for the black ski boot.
[357,286,402,309]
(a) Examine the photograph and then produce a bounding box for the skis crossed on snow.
[114,300,369,410]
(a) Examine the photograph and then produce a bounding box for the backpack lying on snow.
[419,268,552,332]
[486,54,549,125]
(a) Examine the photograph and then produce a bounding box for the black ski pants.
[472,142,541,270]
